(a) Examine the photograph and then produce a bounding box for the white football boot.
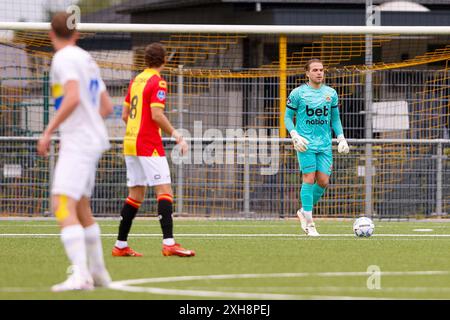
[91,268,112,288]
[51,266,94,292]
[296,209,307,234]
[305,223,320,237]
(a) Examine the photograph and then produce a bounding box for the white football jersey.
[50,45,110,153]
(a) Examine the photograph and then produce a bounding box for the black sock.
[157,195,173,239]
[118,198,140,241]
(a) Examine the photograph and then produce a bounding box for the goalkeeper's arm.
[331,106,349,154]
[285,107,309,152]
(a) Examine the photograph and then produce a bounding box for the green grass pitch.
[0,219,449,300]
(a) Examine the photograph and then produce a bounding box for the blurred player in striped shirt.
[112,43,195,257]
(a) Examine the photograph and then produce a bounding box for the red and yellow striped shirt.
[123,68,167,156]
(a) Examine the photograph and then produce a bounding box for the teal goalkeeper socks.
[313,183,326,206]
[300,182,314,212]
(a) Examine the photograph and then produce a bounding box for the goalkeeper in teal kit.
[285,59,349,236]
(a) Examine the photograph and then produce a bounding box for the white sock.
[163,238,175,246]
[61,224,89,275]
[84,223,106,273]
[302,209,314,224]
[115,240,128,249]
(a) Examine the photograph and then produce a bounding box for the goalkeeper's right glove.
[337,134,350,154]
[290,130,309,152]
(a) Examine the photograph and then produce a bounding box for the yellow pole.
[279,34,287,138]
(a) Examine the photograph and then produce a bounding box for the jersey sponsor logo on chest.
[306,105,329,117]
[305,105,329,125]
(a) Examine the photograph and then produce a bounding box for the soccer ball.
[353,217,375,237]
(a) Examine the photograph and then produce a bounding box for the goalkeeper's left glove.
[337,134,350,154]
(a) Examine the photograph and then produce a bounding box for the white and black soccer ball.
[353,217,375,237]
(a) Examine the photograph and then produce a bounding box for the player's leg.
[113,156,146,257]
[112,186,145,256]
[53,194,91,281]
[312,182,326,206]
[77,188,111,287]
[154,183,175,244]
[50,153,94,291]
[154,184,174,244]
[155,184,195,257]
[300,151,332,236]
[297,150,316,218]
[300,172,315,223]
[313,173,329,205]
[296,151,319,236]
[150,157,195,257]
[314,151,332,205]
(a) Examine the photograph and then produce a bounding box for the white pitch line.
[2,271,448,298]
[111,271,450,285]
[1,233,450,238]
[188,286,450,294]
[2,285,449,295]
[0,287,50,293]
[107,285,383,300]
[108,271,450,300]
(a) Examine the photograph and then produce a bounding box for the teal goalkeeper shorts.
[296,149,333,175]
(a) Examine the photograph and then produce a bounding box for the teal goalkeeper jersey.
[285,83,344,152]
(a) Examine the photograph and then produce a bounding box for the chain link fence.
[1,137,448,219]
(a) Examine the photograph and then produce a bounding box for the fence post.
[279,34,287,138]
[365,1,375,217]
[243,139,250,216]
[43,72,49,128]
[48,138,55,216]
[177,65,184,215]
[435,142,443,216]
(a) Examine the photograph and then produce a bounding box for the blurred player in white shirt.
[37,12,113,292]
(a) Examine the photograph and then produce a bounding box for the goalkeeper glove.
[290,130,309,152]
[337,134,349,154]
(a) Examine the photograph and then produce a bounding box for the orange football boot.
[162,243,195,257]
[112,246,143,257]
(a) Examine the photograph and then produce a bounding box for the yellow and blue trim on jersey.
[52,84,64,110]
